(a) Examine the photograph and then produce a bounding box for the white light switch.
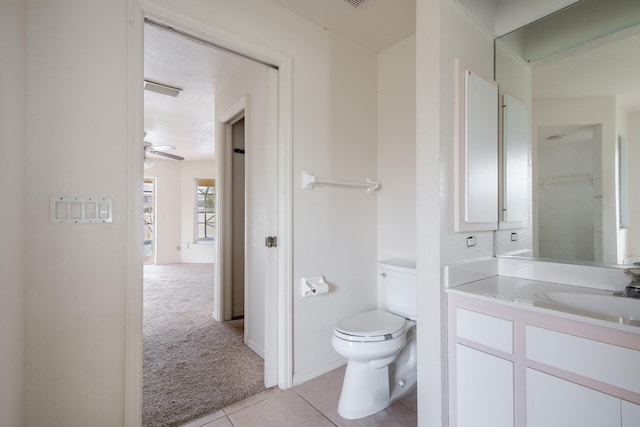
[50,196,113,224]
[70,202,82,219]
[85,202,96,219]
[99,202,110,219]
[55,202,68,219]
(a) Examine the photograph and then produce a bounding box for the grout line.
[291,387,339,427]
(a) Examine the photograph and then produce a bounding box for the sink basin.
[540,292,640,321]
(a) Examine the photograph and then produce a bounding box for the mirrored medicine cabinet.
[454,59,529,233]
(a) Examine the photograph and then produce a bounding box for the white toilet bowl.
[332,309,417,419]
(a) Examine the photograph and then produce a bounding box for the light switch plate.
[50,196,113,224]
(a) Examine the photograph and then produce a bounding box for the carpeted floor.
[143,263,266,427]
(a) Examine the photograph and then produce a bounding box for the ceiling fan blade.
[149,144,176,152]
[149,150,184,161]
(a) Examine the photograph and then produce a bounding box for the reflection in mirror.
[537,124,602,263]
[501,94,529,226]
[495,0,640,265]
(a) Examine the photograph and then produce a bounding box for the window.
[143,178,155,263]
[196,178,216,242]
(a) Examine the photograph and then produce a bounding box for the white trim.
[292,358,346,387]
[216,99,246,323]
[125,3,294,424]
[125,1,144,426]
[246,337,265,360]
[219,97,248,123]
[275,57,293,390]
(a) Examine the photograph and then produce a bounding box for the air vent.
[344,0,367,8]
[144,79,182,97]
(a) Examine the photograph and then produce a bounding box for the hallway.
[143,264,265,426]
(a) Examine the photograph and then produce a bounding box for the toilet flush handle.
[378,272,386,278]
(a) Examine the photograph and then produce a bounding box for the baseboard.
[292,358,346,386]
[246,338,265,359]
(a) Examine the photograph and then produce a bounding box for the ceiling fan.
[143,140,184,161]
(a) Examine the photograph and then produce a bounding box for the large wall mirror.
[495,0,640,265]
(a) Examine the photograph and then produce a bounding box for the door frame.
[125,2,293,425]
[216,101,245,324]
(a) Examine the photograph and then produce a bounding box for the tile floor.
[181,366,417,427]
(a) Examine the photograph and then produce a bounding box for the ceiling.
[268,0,416,53]
[143,23,249,161]
[143,1,417,163]
[532,27,640,113]
[145,0,630,164]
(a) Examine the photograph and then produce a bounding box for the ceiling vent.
[144,79,182,97]
[344,0,367,8]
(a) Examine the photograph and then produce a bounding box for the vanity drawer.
[457,308,513,354]
[526,325,640,393]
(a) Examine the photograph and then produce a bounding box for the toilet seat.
[334,309,407,342]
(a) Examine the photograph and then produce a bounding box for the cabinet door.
[526,369,619,427]
[622,400,640,427]
[454,61,499,232]
[456,344,513,427]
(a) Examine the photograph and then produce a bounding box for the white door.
[456,344,514,427]
[216,63,279,386]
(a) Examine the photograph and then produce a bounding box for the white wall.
[145,159,182,264]
[440,2,495,266]
[216,60,270,357]
[24,0,129,425]
[180,160,216,264]
[377,35,417,262]
[0,0,26,425]
[290,24,378,381]
[416,1,496,425]
[20,0,379,423]
[377,35,417,306]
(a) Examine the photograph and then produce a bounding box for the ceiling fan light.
[144,79,182,97]
[144,158,155,169]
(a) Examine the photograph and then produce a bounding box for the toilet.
[331,260,417,419]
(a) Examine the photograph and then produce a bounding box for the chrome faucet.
[623,266,640,299]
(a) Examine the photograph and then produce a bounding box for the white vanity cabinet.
[623,400,640,427]
[448,294,640,427]
[451,307,515,427]
[526,368,620,427]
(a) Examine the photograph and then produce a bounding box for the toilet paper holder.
[301,275,330,297]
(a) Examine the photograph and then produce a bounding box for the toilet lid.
[335,309,407,342]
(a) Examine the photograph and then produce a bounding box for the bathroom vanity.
[446,258,640,427]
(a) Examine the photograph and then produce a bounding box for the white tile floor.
[180,366,417,427]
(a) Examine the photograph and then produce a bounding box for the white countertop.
[446,275,640,333]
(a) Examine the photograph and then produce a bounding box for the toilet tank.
[378,260,416,320]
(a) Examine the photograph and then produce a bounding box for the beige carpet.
[143,263,266,427]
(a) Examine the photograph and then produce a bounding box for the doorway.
[141,21,274,424]
[231,116,246,320]
[127,11,293,423]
